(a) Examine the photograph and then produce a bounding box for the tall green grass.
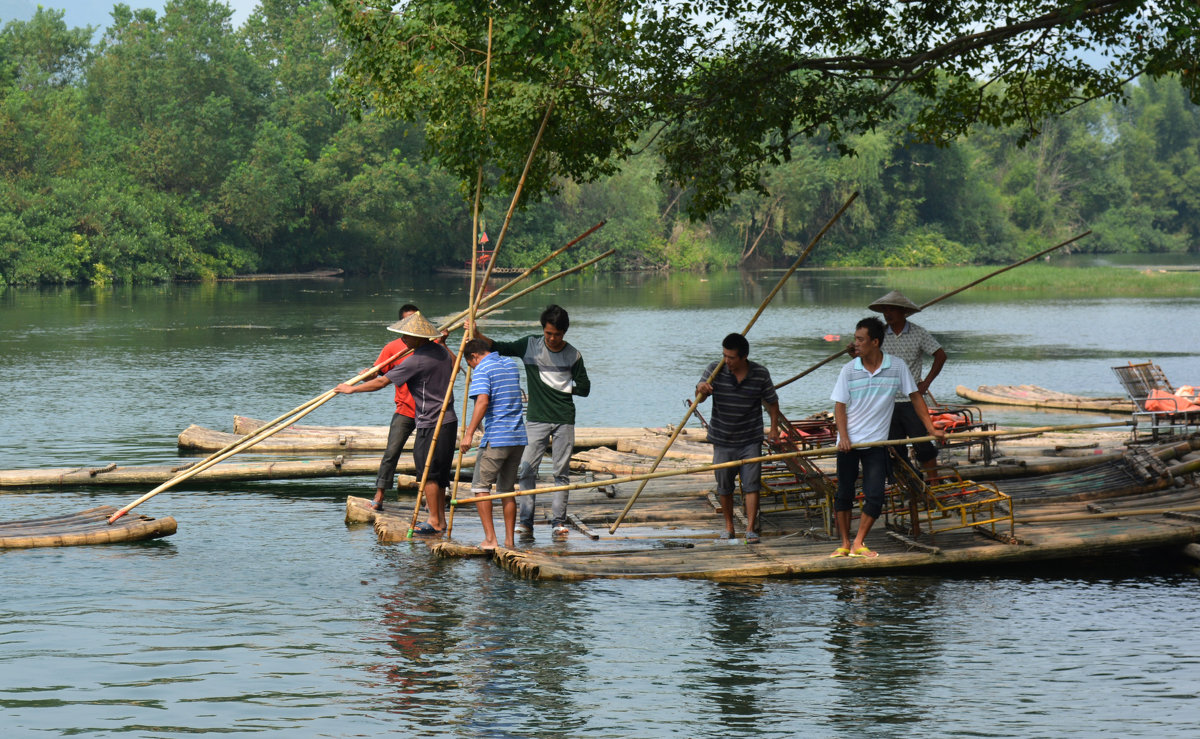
[879,264,1200,297]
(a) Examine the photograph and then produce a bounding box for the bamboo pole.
[448,18,494,540]
[472,100,556,306]
[456,421,1135,507]
[773,229,1094,391]
[607,192,860,534]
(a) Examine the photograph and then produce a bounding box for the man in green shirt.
[471,304,590,540]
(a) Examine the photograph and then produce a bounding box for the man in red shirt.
[366,303,420,510]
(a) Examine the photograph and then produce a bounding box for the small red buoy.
[822,334,841,342]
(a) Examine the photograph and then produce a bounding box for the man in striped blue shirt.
[830,317,943,559]
[460,339,526,550]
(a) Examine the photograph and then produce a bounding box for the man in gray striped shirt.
[696,333,781,543]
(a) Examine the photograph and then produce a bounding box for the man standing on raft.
[335,312,457,535]
[459,338,526,550]
[831,317,943,558]
[470,305,590,541]
[695,333,782,543]
[870,290,948,475]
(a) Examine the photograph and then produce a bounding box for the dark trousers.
[375,413,416,490]
[835,446,888,518]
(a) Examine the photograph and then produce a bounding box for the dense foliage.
[0,1,1198,284]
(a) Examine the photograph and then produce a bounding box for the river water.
[2,272,1199,737]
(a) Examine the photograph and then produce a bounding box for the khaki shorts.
[472,444,524,494]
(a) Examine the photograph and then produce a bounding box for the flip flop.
[411,522,444,536]
[745,531,760,543]
[829,547,851,558]
[371,501,384,512]
[849,546,879,558]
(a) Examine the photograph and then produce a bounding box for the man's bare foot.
[479,539,498,551]
[503,538,515,549]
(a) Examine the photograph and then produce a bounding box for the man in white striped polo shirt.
[870,290,948,475]
[830,317,943,558]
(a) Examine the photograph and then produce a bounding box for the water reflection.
[702,581,769,731]
[370,554,588,735]
[827,577,943,733]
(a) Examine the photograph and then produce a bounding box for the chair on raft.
[885,448,1015,543]
[1111,361,1200,441]
[924,393,997,464]
[760,412,838,534]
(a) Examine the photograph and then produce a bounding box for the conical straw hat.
[868,290,921,314]
[386,311,441,338]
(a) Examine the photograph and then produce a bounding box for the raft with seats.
[340,432,1200,581]
[0,506,176,548]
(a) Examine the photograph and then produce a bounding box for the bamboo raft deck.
[956,384,1136,414]
[0,507,177,548]
[342,435,1200,581]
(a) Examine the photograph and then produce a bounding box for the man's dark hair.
[540,304,569,332]
[399,303,420,319]
[857,316,885,346]
[722,333,749,359]
[463,338,491,359]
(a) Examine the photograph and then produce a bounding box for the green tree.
[87,0,268,196]
[333,0,1200,219]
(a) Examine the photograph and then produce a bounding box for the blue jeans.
[835,447,888,519]
[518,421,575,528]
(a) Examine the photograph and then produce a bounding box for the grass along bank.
[879,264,1200,297]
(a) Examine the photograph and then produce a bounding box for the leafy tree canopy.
[332,0,1200,217]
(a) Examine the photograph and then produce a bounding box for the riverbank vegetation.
[1,1,1198,285]
[882,265,1200,298]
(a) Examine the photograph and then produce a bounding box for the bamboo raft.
[490,487,1200,580]
[345,472,1200,581]
[956,384,1135,414]
[340,433,1200,581]
[0,507,176,548]
[0,457,427,488]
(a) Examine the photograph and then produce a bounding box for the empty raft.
[0,506,177,548]
[956,385,1135,413]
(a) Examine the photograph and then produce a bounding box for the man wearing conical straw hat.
[335,311,457,535]
[868,290,948,475]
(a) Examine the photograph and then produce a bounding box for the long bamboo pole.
[472,100,556,306]
[106,254,610,524]
[447,17,494,540]
[457,420,1134,506]
[607,192,860,534]
[773,229,1094,391]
